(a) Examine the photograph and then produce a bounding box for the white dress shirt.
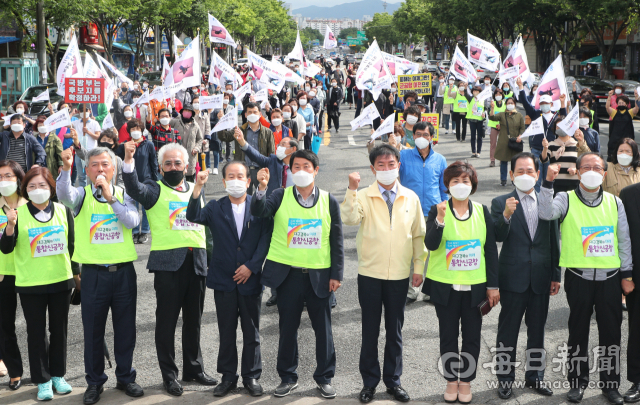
[231,201,246,240]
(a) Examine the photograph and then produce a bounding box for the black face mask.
[121,87,128,93]
[163,170,184,187]
[98,142,115,150]
[618,105,628,112]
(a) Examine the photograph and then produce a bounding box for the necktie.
[383,190,393,222]
[282,164,289,188]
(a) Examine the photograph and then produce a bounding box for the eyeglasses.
[0,174,15,181]
[163,160,184,169]
[26,183,49,191]
[579,165,604,172]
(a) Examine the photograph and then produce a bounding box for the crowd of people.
[0,53,639,405]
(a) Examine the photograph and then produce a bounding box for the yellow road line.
[323,111,331,146]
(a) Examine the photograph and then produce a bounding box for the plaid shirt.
[147,124,181,151]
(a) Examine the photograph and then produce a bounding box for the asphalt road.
[2,103,639,405]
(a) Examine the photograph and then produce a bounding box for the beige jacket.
[170,117,203,176]
[603,164,640,196]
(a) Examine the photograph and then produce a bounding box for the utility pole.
[36,1,47,83]
[155,23,161,70]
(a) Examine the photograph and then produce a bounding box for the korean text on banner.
[64,78,105,104]
[397,113,440,142]
[211,107,238,134]
[199,95,224,111]
[44,109,71,132]
[32,89,50,103]
[520,116,544,138]
[398,74,432,96]
[557,104,580,136]
[467,32,501,72]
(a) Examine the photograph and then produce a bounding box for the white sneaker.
[445,130,449,134]
[213,168,219,175]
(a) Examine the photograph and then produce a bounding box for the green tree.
[339,27,358,39]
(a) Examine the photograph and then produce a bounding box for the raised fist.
[348,172,360,191]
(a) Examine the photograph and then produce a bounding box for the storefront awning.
[112,42,154,55]
[0,36,20,45]
[580,55,622,65]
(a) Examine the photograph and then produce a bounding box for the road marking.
[348,134,356,146]
[323,112,330,146]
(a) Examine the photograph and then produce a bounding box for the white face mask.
[272,118,282,127]
[124,110,133,118]
[276,146,289,160]
[580,170,604,189]
[10,124,22,132]
[376,168,398,186]
[439,79,444,83]
[159,117,171,126]
[133,85,139,90]
[283,112,292,120]
[540,104,551,113]
[225,90,232,94]
[28,188,50,204]
[223,99,229,105]
[309,91,316,97]
[506,104,515,111]
[15,108,24,114]
[414,137,430,150]
[299,99,307,106]
[449,183,472,201]
[225,179,247,198]
[390,88,397,93]
[448,80,454,85]
[618,153,633,166]
[331,83,337,87]
[406,115,419,125]
[0,181,17,196]
[130,130,142,140]
[513,174,536,192]
[395,136,402,145]
[485,81,490,85]
[495,96,503,101]
[193,103,200,110]
[292,170,314,188]
[247,114,260,123]
[579,118,590,127]
[615,88,622,95]
[305,87,311,91]
[132,98,139,104]
[38,126,48,134]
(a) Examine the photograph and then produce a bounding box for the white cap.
[540,95,553,103]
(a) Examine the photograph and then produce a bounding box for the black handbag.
[506,116,523,152]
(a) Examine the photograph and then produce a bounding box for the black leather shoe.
[317,383,336,399]
[359,387,376,403]
[213,381,236,397]
[603,389,624,405]
[274,382,298,397]
[137,234,149,244]
[497,386,512,399]
[624,383,640,403]
[116,382,144,397]
[183,372,218,386]
[9,379,22,391]
[526,379,553,396]
[83,384,104,405]
[567,387,585,403]
[163,379,183,396]
[243,379,263,396]
[266,294,277,306]
[386,386,410,402]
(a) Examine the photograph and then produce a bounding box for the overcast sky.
[288,0,401,9]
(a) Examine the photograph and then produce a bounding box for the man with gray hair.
[56,146,143,404]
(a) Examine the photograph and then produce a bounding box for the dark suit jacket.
[327,87,342,112]
[122,171,208,275]
[620,183,640,283]
[491,190,561,295]
[243,144,284,197]
[186,194,272,295]
[250,186,344,299]
[422,200,500,307]
[0,131,46,170]
[519,89,567,151]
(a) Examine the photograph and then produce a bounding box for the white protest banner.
[32,89,50,103]
[382,52,420,81]
[209,50,237,89]
[370,114,396,140]
[450,45,478,83]
[165,81,185,96]
[149,86,167,102]
[210,107,238,134]
[132,90,150,108]
[199,94,223,111]
[355,39,393,99]
[56,34,83,96]
[531,54,568,111]
[557,104,580,136]
[287,30,305,63]
[323,25,337,49]
[350,103,380,131]
[477,86,493,103]
[170,35,201,90]
[82,55,102,79]
[2,114,15,126]
[161,55,171,82]
[270,60,305,85]
[503,36,531,79]
[303,61,322,78]
[520,116,544,138]
[97,54,132,87]
[208,14,237,48]
[44,109,71,132]
[102,113,114,130]
[173,34,183,57]
[234,82,252,100]
[254,89,269,102]
[500,65,520,81]
[262,70,286,93]
[467,32,501,71]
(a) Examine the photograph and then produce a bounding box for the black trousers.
[20,289,71,384]
[496,286,550,382]
[276,269,335,384]
[304,132,312,150]
[214,289,262,383]
[433,289,482,382]
[327,112,340,130]
[565,270,622,390]
[358,275,407,389]
[0,276,23,378]
[469,120,483,153]
[452,112,467,141]
[628,289,640,383]
[318,110,325,132]
[81,264,137,385]
[154,253,207,381]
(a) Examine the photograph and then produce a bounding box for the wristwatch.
[625,277,633,282]
[107,196,117,205]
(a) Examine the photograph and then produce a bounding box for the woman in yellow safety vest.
[422,161,499,404]
[449,81,472,142]
[488,89,506,167]
[0,166,77,401]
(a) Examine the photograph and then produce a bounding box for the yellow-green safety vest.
[14,202,72,287]
[266,187,332,269]
[466,97,485,121]
[145,181,206,251]
[0,213,16,275]
[503,90,514,99]
[488,102,507,129]
[453,92,469,113]
[426,201,487,285]
[443,85,457,105]
[559,190,620,269]
[72,185,137,264]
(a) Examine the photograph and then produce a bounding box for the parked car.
[565,76,617,121]
[414,54,428,62]
[139,71,163,86]
[437,60,451,75]
[422,60,439,72]
[236,58,249,65]
[18,84,64,118]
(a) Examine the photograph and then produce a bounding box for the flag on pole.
[531,54,568,111]
[149,86,167,102]
[199,94,224,111]
[503,36,531,79]
[370,114,396,140]
[355,39,393,99]
[169,35,201,90]
[382,52,420,80]
[32,89,50,103]
[209,50,237,89]
[520,116,544,138]
[97,54,133,87]
[208,14,237,48]
[56,34,83,96]
[350,104,380,131]
[210,107,238,133]
[161,55,171,82]
[323,25,337,49]
[556,104,580,136]
[450,45,477,83]
[467,33,501,71]
[132,90,150,108]
[173,35,183,58]
[102,113,114,130]
[43,109,71,132]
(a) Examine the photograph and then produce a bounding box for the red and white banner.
[208,14,237,48]
[323,25,337,49]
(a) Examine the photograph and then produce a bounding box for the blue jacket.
[0,130,46,170]
[519,89,567,151]
[399,147,448,216]
[186,194,272,296]
[243,143,284,197]
[582,127,601,153]
[269,124,290,140]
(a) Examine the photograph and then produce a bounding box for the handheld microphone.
[96,175,106,199]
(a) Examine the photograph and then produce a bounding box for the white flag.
[149,86,167,102]
[477,87,493,103]
[557,104,580,136]
[209,50,237,89]
[56,34,83,96]
[132,90,150,108]
[503,37,531,80]
[520,116,544,138]
[173,35,183,58]
[450,45,477,83]
[355,39,393,99]
[350,104,380,131]
[170,35,201,90]
[199,94,224,111]
[370,114,396,140]
[270,60,305,85]
[82,56,102,79]
[161,55,171,82]
[467,33,501,72]
[211,107,238,134]
[208,14,237,48]
[287,30,305,63]
[382,52,419,81]
[97,55,133,87]
[323,25,337,49]
[102,113,114,130]
[531,54,568,111]
[234,82,252,100]
[254,89,269,102]
[2,114,15,126]
[44,109,71,132]
[499,65,520,81]
[32,89,50,103]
